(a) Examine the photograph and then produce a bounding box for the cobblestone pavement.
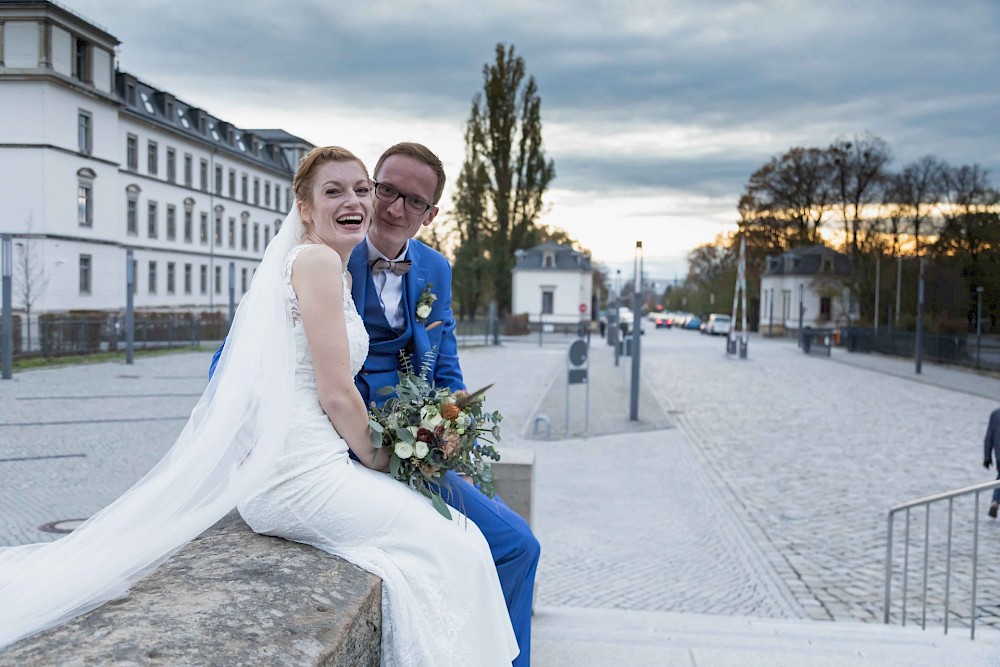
[641,331,1000,634]
[0,354,210,547]
[5,336,1000,639]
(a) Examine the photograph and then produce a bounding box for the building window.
[241,268,248,293]
[147,141,158,175]
[274,185,281,211]
[166,148,176,182]
[541,290,554,315]
[200,159,208,192]
[215,165,223,194]
[184,153,193,187]
[214,212,223,246]
[228,218,236,248]
[77,110,92,155]
[264,224,271,247]
[184,263,192,295]
[147,201,158,238]
[166,262,176,295]
[274,218,282,234]
[166,205,176,240]
[79,254,92,294]
[253,177,260,205]
[265,181,271,207]
[200,212,208,244]
[126,134,138,170]
[253,223,260,252]
[241,174,248,202]
[126,184,140,235]
[229,169,236,197]
[543,252,554,268]
[126,199,138,235]
[215,265,222,294]
[77,184,93,227]
[200,265,207,295]
[73,39,90,83]
[241,215,248,250]
[820,296,832,321]
[148,261,158,294]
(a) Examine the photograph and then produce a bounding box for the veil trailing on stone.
[0,208,306,649]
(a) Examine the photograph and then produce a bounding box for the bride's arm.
[292,245,388,471]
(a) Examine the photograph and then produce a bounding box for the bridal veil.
[0,208,306,649]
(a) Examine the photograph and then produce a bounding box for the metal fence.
[844,328,1000,371]
[884,479,1000,639]
[22,316,229,359]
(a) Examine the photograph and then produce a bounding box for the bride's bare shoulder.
[291,244,344,279]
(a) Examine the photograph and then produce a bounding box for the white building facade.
[0,1,312,322]
[512,242,593,330]
[759,245,858,334]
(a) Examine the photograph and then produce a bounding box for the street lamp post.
[2,234,13,379]
[976,285,984,368]
[630,242,642,421]
[915,257,925,374]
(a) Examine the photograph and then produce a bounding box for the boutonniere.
[416,283,438,323]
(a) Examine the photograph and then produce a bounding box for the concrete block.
[493,446,535,529]
[0,511,382,666]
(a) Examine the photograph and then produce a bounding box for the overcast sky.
[71,0,1000,283]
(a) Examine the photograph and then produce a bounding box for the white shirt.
[365,235,408,330]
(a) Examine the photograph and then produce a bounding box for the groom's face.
[370,154,439,258]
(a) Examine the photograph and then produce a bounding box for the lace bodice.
[284,244,369,378]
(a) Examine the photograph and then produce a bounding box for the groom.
[211,142,538,665]
[354,143,538,667]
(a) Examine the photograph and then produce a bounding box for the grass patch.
[13,345,213,371]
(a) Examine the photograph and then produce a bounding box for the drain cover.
[39,519,87,534]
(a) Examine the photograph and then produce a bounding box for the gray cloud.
[71,0,1000,271]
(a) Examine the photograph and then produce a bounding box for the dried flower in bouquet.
[368,350,502,519]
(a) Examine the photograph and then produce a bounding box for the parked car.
[705,313,732,336]
[683,316,702,330]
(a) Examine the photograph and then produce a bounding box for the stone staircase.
[532,605,1000,666]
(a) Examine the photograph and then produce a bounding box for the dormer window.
[74,39,91,83]
[126,83,137,105]
[822,257,834,272]
[543,251,555,268]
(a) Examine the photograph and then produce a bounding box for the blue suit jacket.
[209,238,465,397]
[348,238,465,404]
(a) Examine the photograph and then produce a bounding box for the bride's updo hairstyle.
[293,146,370,203]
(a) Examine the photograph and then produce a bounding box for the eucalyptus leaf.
[430,492,452,520]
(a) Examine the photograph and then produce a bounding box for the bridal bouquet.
[368,353,502,519]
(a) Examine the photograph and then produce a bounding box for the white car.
[705,314,732,336]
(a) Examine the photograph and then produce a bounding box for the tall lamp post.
[976,285,984,368]
[1,234,12,379]
[630,242,642,421]
[915,256,925,374]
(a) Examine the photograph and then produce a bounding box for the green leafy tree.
[451,43,555,316]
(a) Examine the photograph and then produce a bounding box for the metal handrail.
[884,478,1000,639]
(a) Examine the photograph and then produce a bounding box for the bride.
[0,146,519,666]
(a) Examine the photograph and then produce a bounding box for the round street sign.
[569,339,588,366]
[579,303,587,313]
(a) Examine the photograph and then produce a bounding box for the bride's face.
[299,159,373,255]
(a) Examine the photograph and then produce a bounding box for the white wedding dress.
[238,245,518,667]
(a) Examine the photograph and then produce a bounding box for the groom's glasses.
[373,181,437,216]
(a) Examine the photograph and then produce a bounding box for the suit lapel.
[348,242,368,313]
[407,241,431,364]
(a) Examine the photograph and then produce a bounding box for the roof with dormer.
[513,242,593,271]
[763,245,852,276]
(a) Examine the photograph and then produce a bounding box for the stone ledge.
[0,512,382,666]
[493,446,536,529]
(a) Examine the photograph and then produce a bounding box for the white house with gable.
[512,242,593,331]
[759,245,857,335]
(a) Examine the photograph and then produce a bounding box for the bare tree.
[829,134,892,255]
[12,217,49,350]
[742,146,833,244]
[894,155,945,256]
